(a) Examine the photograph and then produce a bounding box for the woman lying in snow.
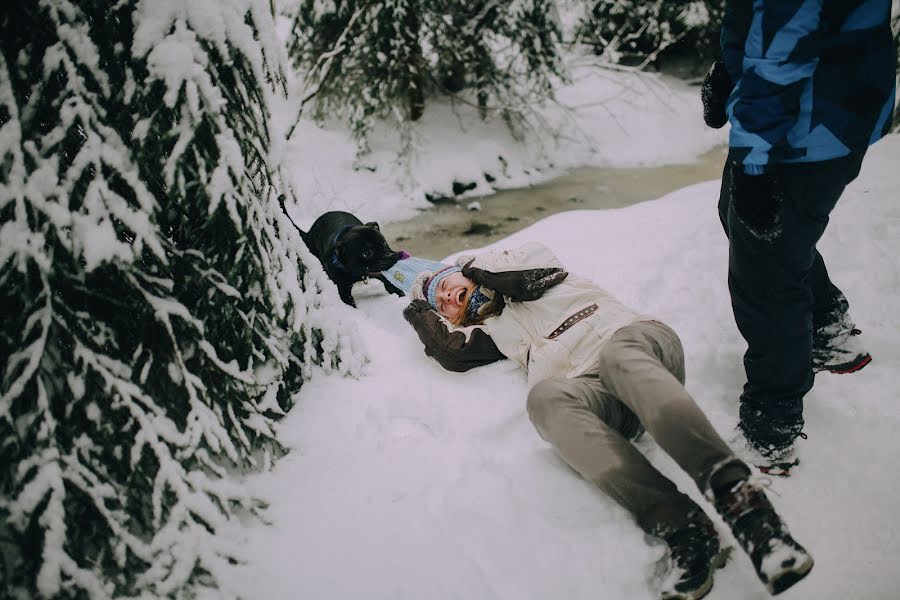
[383,243,813,600]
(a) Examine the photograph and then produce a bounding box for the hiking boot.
[730,427,801,477]
[813,320,872,374]
[713,479,814,595]
[659,519,728,600]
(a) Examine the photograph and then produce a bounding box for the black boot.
[813,321,872,374]
[736,402,804,476]
[713,479,813,595]
[659,518,727,600]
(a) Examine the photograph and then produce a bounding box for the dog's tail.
[277,194,308,242]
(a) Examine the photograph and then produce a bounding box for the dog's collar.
[329,225,355,273]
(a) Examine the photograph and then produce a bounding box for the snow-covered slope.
[215,136,900,600]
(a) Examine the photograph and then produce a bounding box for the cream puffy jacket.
[433,242,649,388]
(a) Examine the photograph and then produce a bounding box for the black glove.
[701,59,733,129]
[460,260,567,302]
[729,163,786,239]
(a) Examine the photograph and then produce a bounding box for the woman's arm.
[403,300,506,372]
[457,242,568,302]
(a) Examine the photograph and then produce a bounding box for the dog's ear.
[365,221,380,231]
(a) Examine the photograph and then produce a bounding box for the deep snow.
[214,134,900,600]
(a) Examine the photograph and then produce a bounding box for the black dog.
[279,198,405,307]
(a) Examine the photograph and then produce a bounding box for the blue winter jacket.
[722,0,897,174]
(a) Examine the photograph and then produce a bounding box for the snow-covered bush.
[574,0,724,68]
[0,1,359,597]
[287,0,564,143]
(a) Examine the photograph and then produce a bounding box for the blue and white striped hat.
[382,256,450,299]
[384,254,493,322]
[424,265,462,308]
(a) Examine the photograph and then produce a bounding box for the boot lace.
[717,478,772,524]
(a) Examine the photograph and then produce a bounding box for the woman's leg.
[594,320,737,493]
[526,376,706,536]
[592,321,815,594]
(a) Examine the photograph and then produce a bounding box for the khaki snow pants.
[526,320,735,536]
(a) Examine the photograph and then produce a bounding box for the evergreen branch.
[286,4,371,140]
[0,283,51,422]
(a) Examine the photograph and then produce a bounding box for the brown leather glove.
[402,299,435,323]
[403,299,505,372]
[460,260,567,302]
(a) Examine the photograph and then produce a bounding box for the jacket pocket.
[546,303,598,339]
[527,337,573,383]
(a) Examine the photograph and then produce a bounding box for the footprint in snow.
[387,416,436,439]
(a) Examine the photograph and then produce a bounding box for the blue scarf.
[465,286,491,323]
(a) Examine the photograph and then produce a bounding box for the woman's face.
[435,271,475,322]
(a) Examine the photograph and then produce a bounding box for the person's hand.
[701,59,733,129]
[402,299,505,372]
[460,260,567,302]
[729,163,786,240]
[403,299,434,323]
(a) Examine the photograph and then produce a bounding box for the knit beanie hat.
[383,254,501,323]
[382,256,449,297]
[424,265,463,309]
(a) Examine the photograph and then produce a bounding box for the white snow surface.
[214,135,900,600]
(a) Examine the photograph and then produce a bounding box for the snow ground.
[274,56,727,228]
[215,135,900,600]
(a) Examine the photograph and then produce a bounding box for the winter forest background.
[1,1,898,599]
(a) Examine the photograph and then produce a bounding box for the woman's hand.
[402,299,505,371]
[403,299,434,322]
[460,260,567,302]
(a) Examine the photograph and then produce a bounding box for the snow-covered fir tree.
[287,0,564,143]
[0,1,360,597]
[286,0,427,141]
[430,0,564,122]
[574,0,723,68]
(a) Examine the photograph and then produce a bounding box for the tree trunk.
[404,4,425,121]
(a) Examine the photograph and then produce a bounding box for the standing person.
[389,244,814,600]
[702,0,897,473]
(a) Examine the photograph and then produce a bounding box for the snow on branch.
[1,1,361,597]
[287,0,566,147]
[566,0,721,70]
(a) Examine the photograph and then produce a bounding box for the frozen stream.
[382,146,729,260]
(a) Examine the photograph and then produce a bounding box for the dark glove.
[701,59,733,129]
[403,299,435,323]
[402,299,504,371]
[729,163,785,239]
[460,260,567,302]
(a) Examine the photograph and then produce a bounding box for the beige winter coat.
[457,242,649,388]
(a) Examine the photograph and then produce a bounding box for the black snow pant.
[717,151,865,448]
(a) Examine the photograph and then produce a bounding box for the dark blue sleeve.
[720,0,754,81]
[725,0,823,174]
